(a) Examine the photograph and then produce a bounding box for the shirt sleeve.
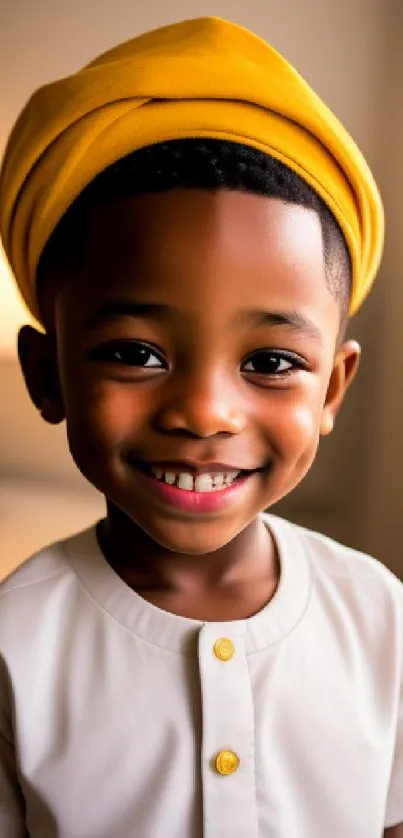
[0,660,27,838]
[0,729,27,837]
[385,639,403,827]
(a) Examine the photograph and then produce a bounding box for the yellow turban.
[0,16,384,322]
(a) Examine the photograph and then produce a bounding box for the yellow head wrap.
[0,16,384,322]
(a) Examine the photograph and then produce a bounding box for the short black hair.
[38,139,352,324]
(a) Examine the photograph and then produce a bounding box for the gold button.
[213,637,235,661]
[215,750,240,775]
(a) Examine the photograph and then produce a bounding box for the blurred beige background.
[1,0,402,580]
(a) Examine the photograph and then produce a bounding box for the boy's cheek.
[65,416,129,496]
[62,387,146,480]
[263,404,323,500]
[68,409,142,456]
[63,378,147,436]
[262,399,322,459]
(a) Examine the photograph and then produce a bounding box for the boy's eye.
[241,350,305,376]
[88,340,167,369]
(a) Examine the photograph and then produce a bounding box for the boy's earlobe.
[320,339,361,437]
[17,325,65,425]
[320,411,334,436]
[39,396,65,425]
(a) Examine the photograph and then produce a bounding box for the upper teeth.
[150,467,240,492]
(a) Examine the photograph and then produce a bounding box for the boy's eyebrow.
[85,299,174,329]
[240,309,324,344]
[85,299,324,344]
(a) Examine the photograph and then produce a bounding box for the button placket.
[198,623,258,838]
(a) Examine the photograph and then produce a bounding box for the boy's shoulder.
[266,512,403,603]
[0,526,101,669]
[0,525,96,604]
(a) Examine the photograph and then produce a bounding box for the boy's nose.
[154,373,247,439]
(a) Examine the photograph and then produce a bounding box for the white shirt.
[0,514,402,837]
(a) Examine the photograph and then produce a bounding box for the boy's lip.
[132,466,256,514]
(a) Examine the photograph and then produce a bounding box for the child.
[0,16,401,838]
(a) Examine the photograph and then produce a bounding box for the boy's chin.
[134,516,254,556]
[102,466,278,555]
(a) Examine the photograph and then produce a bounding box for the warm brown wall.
[357,0,403,575]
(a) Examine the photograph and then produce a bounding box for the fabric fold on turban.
[0,16,384,322]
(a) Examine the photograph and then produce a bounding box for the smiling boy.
[0,16,401,838]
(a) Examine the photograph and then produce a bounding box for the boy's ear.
[320,339,361,436]
[18,325,65,425]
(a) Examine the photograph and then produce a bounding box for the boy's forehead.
[86,188,324,267]
[56,189,339,344]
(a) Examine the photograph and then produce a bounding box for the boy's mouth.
[135,462,256,493]
[129,460,267,514]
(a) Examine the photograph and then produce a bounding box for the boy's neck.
[97,507,280,621]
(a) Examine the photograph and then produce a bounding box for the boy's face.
[21,189,359,555]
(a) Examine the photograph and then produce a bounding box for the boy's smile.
[20,188,359,584]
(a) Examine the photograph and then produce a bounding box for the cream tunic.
[0,514,402,837]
